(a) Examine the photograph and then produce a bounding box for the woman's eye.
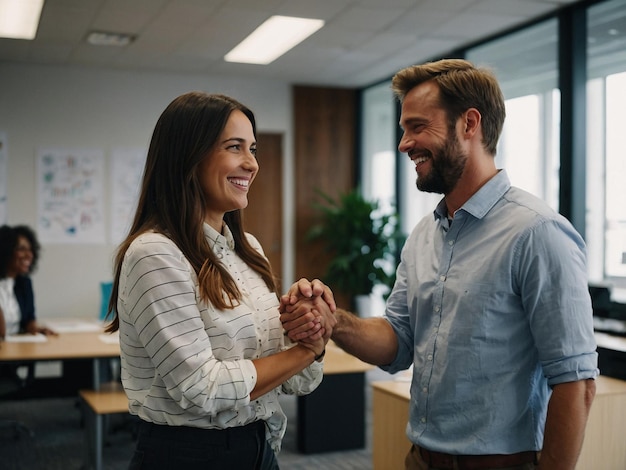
[227,144,241,151]
[250,147,257,156]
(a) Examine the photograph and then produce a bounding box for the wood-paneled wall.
[293,86,357,308]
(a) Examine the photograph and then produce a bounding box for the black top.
[13,276,35,332]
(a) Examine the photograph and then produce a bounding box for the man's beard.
[416,132,467,195]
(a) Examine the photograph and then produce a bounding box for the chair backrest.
[99,281,113,321]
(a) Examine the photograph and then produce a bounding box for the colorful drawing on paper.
[37,148,105,243]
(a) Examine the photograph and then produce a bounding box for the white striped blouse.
[117,223,323,452]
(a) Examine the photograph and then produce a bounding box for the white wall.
[0,62,295,320]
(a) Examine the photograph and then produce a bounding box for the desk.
[297,341,373,453]
[371,379,412,470]
[372,375,626,470]
[1,327,122,470]
[577,375,626,469]
[0,329,119,389]
[595,332,626,381]
[79,382,129,470]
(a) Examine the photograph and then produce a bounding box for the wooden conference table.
[0,323,119,389]
[0,322,120,470]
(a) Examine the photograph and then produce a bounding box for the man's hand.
[280,278,337,313]
[280,278,337,341]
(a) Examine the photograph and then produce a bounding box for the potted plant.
[307,188,404,315]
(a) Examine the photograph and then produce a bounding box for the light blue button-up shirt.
[382,170,598,455]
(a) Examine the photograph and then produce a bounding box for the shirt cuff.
[544,352,599,386]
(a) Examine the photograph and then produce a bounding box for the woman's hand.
[37,326,58,336]
[297,334,326,362]
[25,320,57,336]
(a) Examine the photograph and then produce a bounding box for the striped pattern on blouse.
[117,224,322,452]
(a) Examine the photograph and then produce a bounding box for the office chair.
[0,366,35,439]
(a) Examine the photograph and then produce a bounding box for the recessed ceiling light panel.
[0,0,44,40]
[225,15,324,65]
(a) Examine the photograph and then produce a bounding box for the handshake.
[280,278,391,367]
[279,278,338,359]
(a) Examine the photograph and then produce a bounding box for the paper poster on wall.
[37,148,105,243]
[110,147,146,244]
[0,132,6,225]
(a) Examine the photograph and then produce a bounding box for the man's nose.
[398,134,414,153]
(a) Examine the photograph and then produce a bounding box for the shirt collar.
[434,169,511,221]
[203,222,235,250]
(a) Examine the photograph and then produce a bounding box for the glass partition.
[466,19,560,210]
[358,0,626,289]
[360,81,397,313]
[586,0,626,286]
[360,81,396,213]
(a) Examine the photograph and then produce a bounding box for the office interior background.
[1,0,625,322]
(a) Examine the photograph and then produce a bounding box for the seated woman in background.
[105,92,332,469]
[0,224,56,339]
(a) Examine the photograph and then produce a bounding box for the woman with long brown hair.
[105,92,329,469]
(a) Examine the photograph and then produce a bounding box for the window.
[360,81,396,213]
[586,0,626,286]
[360,81,397,313]
[466,19,560,210]
[358,0,626,290]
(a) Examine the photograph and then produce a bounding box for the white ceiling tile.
[473,0,557,17]
[330,6,409,32]
[393,5,459,36]
[273,0,353,21]
[434,12,529,40]
[28,43,75,63]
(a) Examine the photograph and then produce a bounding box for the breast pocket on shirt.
[447,280,523,341]
[444,282,523,328]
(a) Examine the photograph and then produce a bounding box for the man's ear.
[462,108,481,137]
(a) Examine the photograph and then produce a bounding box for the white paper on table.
[45,319,104,333]
[98,332,119,344]
[5,333,48,343]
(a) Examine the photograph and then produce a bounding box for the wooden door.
[244,133,283,290]
[293,86,356,309]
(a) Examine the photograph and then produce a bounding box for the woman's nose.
[245,152,259,172]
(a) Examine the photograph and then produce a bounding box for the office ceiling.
[0,0,584,88]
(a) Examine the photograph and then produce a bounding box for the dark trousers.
[128,420,279,470]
